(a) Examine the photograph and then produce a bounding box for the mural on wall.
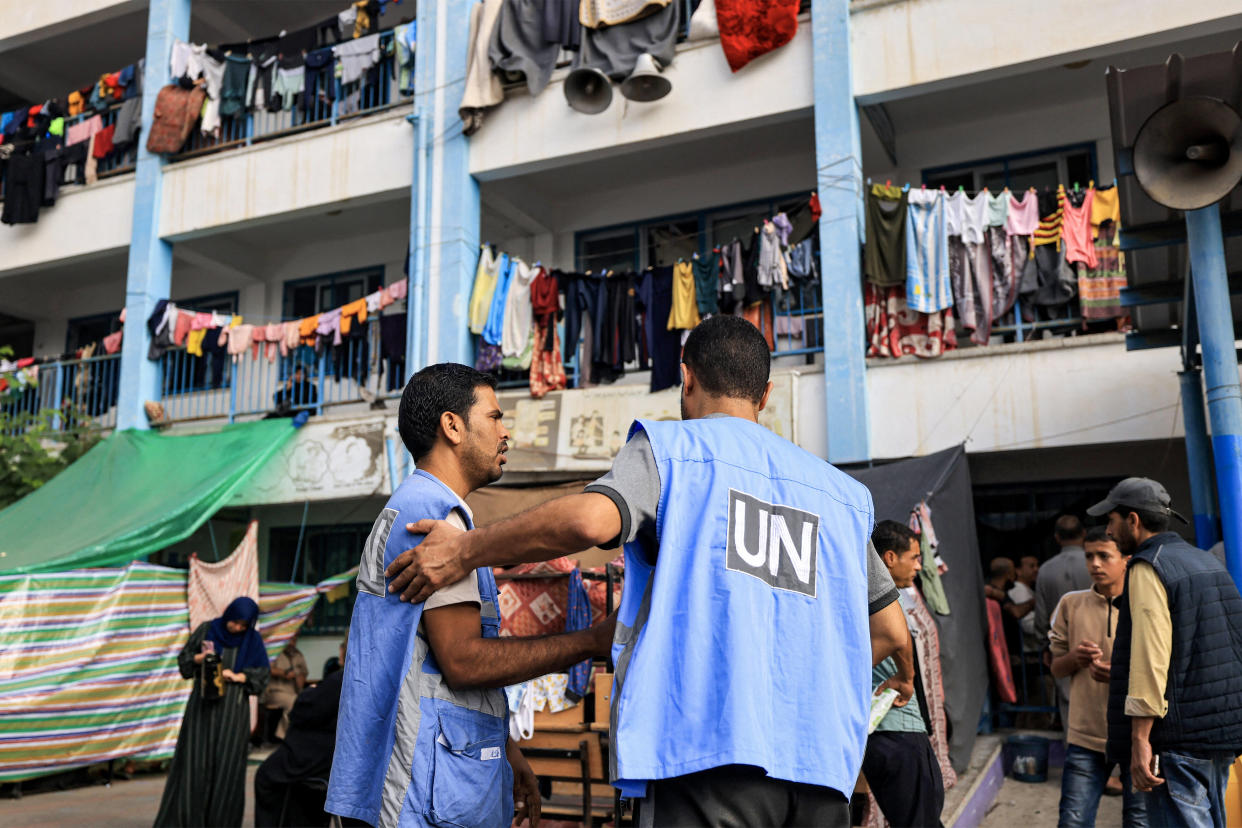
[499,373,793,473]
[232,419,388,505]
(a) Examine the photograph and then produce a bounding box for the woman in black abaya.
[154,597,270,827]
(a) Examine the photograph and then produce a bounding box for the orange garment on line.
[340,299,368,335]
[299,315,320,346]
[173,311,194,346]
[742,300,775,350]
[67,91,85,117]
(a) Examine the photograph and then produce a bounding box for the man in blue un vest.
[326,364,616,828]
[388,316,913,826]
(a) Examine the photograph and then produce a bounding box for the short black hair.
[681,315,770,404]
[1110,507,1170,534]
[1054,514,1085,541]
[872,520,919,557]
[1084,526,1113,545]
[398,363,497,462]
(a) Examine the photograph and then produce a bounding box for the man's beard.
[464,438,504,485]
[1113,522,1138,555]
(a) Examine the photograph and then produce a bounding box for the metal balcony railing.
[0,354,121,436]
[171,30,408,162]
[158,318,402,424]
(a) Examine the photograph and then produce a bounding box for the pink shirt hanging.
[1006,191,1039,237]
[1062,188,1098,269]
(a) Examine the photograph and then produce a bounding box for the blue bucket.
[1006,735,1050,783]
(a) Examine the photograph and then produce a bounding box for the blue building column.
[811,0,870,464]
[410,0,479,370]
[1179,369,1219,548]
[1186,205,1242,584]
[116,0,190,430]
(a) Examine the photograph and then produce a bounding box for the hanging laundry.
[146,300,177,360]
[948,237,994,346]
[530,266,560,351]
[333,33,382,85]
[988,227,1026,322]
[756,221,790,290]
[909,502,950,615]
[102,330,123,355]
[217,55,251,120]
[218,323,254,359]
[394,22,416,94]
[146,85,206,154]
[692,254,720,315]
[864,183,908,286]
[1090,184,1121,244]
[489,0,562,96]
[985,191,1009,227]
[380,313,407,392]
[387,279,407,302]
[475,342,503,372]
[714,0,799,73]
[299,315,321,346]
[340,298,368,335]
[946,189,987,245]
[316,308,343,347]
[864,284,956,359]
[1020,243,1076,308]
[469,246,502,334]
[1031,186,1065,250]
[459,0,504,135]
[186,328,208,357]
[282,321,301,357]
[501,259,536,358]
[529,322,567,398]
[1005,190,1039,237]
[1061,187,1098,269]
[576,1,678,82]
[742,299,775,350]
[637,268,680,392]
[904,188,952,314]
[787,239,818,283]
[66,114,102,147]
[482,254,514,347]
[668,261,701,330]
[1077,238,1128,320]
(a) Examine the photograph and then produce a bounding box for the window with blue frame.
[922,143,1097,196]
[572,193,824,365]
[159,292,240,394]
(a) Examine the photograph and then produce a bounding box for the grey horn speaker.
[564,66,613,114]
[1132,96,1242,211]
[620,53,671,103]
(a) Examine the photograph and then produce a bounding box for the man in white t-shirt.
[1008,554,1040,653]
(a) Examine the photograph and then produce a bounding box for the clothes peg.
[957,185,964,192]
[1088,179,1094,189]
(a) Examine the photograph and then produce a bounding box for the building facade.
[3,0,1239,667]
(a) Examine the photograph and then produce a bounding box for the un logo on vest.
[725,489,819,597]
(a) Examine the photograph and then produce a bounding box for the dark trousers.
[862,731,945,828]
[634,764,849,828]
[254,762,329,828]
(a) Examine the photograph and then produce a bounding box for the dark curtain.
[847,444,988,773]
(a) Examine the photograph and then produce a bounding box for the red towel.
[714,0,800,73]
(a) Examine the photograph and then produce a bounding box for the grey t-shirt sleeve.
[868,540,899,615]
[583,429,661,551]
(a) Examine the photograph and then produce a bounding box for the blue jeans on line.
[1059,744,1147,827]
[1142,750,1233,828]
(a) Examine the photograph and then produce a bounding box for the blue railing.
[173,31,406,161]
[158,318,402,424]
[0,354,121,435]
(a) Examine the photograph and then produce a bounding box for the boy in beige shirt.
[1049,527,1146,827]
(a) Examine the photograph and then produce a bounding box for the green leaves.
[0,410,102,510]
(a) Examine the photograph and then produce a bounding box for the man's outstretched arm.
[423,602,615,690]
[387,492,621,603]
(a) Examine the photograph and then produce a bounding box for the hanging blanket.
[187,520,259,632]
[714,0,800,73]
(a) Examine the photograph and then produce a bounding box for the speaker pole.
[1179,369,1220,548]
[1187,204,1242,585]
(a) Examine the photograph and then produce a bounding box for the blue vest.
[610,417,874,798]
[326,471,512,828]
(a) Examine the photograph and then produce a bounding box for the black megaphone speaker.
[1132,95,1242,210]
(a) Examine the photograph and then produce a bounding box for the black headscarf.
[205,597,270,671]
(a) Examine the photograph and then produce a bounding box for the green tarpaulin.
[0,420,296,574]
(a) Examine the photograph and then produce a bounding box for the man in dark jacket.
[254,640,345,827]
[1091,477,1242,827]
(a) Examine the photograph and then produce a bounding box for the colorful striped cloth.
[0,561,355,783]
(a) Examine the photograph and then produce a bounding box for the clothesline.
[866,179,1121,197]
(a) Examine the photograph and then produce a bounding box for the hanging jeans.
[303,48,335,121]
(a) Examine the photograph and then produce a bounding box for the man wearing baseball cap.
[1090,477,1242,826]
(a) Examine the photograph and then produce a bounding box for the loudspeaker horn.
[1132,95,1242,211]
[620,53,671,103]
[564,66,613,114]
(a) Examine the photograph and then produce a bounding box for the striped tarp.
[0,561,356,783]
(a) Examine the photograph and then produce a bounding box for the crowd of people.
[142,312,1242,828]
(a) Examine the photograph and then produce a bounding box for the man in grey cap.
[1092,477,1242,826]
